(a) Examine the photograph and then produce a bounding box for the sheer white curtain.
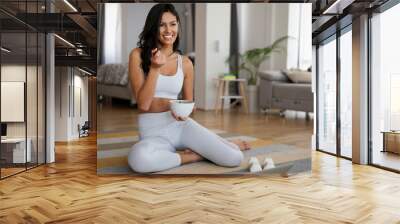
[287,4,311,70]
[103,3,122,64]
[298,4,312,70]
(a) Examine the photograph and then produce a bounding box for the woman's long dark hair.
[137,4,181,76]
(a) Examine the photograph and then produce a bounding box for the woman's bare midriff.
[138,97,171,113]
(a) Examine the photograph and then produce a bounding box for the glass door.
[317,36,337,154]
[1,28,28,178]
[27,30,38,170]
[339,28,352,158]
[370,3,400,171]
[0,1,47,179]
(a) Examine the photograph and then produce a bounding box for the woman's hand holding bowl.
[170,100,195,121]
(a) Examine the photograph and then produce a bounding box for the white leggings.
[128,111,244,173]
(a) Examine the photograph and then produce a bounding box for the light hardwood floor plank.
[0,106,399,223]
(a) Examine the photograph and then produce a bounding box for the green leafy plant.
[227,36,290,85]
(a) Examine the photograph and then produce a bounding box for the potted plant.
[227,36,289,112]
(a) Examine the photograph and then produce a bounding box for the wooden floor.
[373,151,400,171]
[1,106,400,223]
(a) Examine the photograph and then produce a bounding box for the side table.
[381,131,400,154]
[214,78,249,114]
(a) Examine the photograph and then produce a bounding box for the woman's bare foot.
[230,139,251,151]
[177,149,204,164]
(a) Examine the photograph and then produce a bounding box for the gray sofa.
[97,63,136,105]
[258,70,313,114]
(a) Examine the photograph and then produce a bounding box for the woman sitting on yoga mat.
[128,3,250,173]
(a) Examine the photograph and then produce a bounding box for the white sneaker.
[248,157,262,173]
[263,157,275,170]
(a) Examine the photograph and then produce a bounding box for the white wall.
[1,65,26,139]
[72,74,89,138]
[55,67,89,141]
[237,3,311,72]
[237,4,290,71]
[120,3,155,64]
[103,3,190,64]
[195,3,231,110]
[2,64,47,163]
[79,76,89,125]
[1,82,25,122]
[1,65,26,81]
[238,4,273,54]
[55,67,70,141]
[1,65,36,137]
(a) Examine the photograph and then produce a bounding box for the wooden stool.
[214,78,249,114]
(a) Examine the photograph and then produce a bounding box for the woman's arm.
[182,56,194,101]
[128,48,163,111]
[170,56,195,121]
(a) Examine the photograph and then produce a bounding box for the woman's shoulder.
[181,55,193,78]
[130,48,142,59]
[181,55,193,70]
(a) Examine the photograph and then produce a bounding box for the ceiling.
[0,0,395,73]
[309,0,391,43]
[1,0,98,72]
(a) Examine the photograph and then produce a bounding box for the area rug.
[97,129,311,176]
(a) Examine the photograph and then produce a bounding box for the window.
[317,36,337,154]
[0,1,46,179]
[370,3,400,171]
[339,28,352,158]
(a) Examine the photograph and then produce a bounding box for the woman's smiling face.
[158,12,178,47]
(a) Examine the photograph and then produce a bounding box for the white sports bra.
[154,54,184,99]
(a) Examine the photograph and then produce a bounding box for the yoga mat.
[97,130,310,176]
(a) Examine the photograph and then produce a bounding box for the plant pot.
[246,84,259,113]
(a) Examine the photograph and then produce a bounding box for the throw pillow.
[284,69,311,83]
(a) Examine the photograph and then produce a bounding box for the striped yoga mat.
[97,129,311,175]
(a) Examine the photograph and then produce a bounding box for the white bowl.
[169,100,195,118]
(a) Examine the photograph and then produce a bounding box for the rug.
[97,129,311,176]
